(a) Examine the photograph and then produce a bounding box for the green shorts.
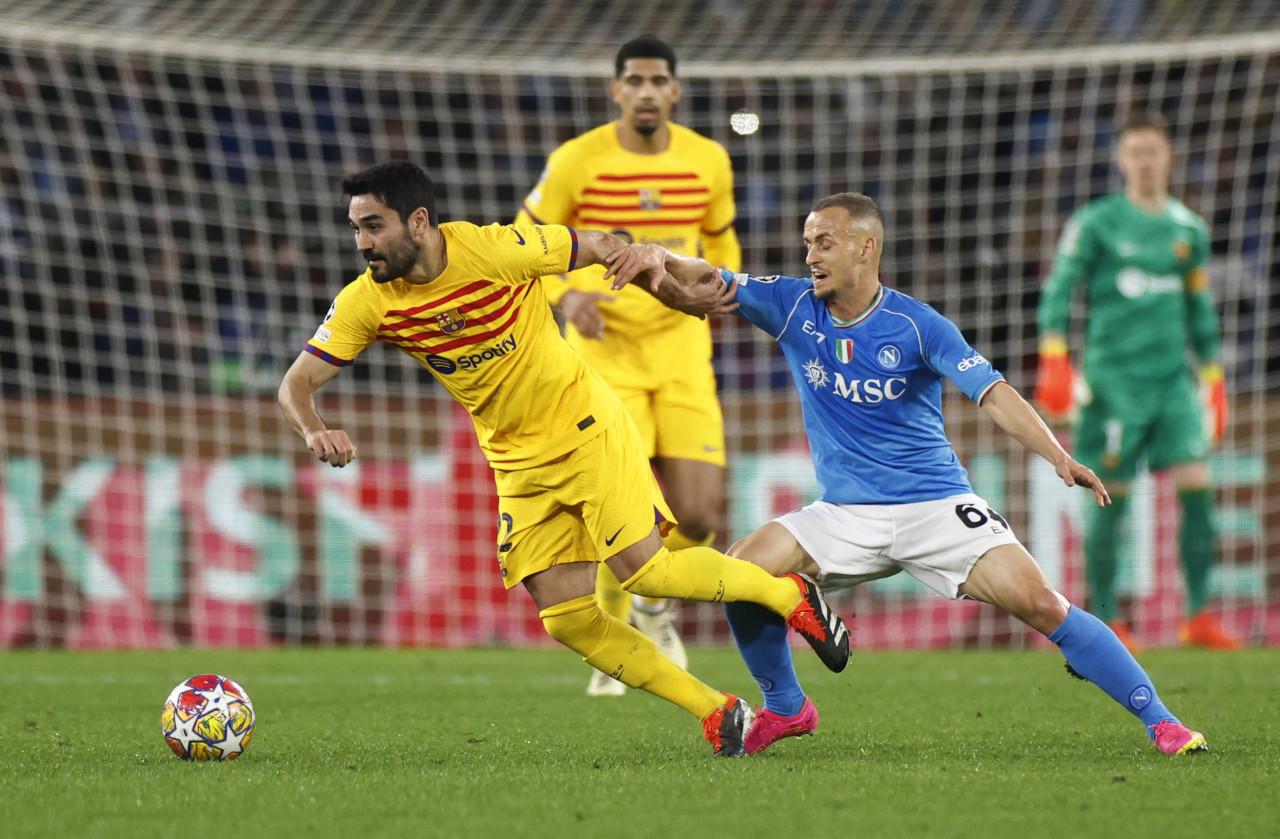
[1074,373,1208,482]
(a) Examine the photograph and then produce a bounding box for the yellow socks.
[633,528,718,611]
[594,563,632,623]
[662,528,716,552]
[539,594,723,718]
[620,545,802,618]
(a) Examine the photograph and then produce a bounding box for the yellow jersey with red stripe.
[516,121,740,389]
[306,221,624,469]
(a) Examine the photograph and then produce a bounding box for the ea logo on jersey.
[426,355,457,375]
[877,345,902,370]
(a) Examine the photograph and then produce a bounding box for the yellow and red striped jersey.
[516,121,740,388]
[306,221,624,468]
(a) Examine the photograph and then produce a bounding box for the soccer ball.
[160,674,255,761]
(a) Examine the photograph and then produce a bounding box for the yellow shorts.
[612,366,726,467]
[493,415,676,589]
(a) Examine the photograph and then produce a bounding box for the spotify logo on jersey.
[426,355,458,374]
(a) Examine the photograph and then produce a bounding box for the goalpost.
[0,1,1276,649]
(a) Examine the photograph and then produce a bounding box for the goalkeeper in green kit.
[1035,112,1241,653]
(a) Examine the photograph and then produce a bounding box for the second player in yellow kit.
[518,122,738,398]
[517,36,740,692]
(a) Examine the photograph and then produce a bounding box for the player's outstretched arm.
[602,243,739,317]
[573,229,631,269]
[278,351,358,468]
[980,381,1110,507]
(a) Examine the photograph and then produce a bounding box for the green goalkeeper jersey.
[1038,192,1220,385]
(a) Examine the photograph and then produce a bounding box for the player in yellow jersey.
[516,36,740,695]
[278,161,849,757]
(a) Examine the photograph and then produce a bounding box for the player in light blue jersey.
[604,192,1209,757]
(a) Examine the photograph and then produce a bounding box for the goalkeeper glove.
[1200,363,1228,443]
[1034,337,1076,420]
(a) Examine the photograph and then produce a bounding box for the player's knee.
[616,545,671,595]
[1021,587,1071,634]
[538,594,601,647]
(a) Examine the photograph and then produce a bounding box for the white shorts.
[775,493,1022,600]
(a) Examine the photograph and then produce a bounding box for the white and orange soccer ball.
[160,674,255,761]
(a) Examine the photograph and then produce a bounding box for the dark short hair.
[341,161,437,225]
[615,35,677,77]
[1119,110,1170,140]
[811,192,883,227]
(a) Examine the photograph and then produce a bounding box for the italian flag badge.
[835,338,854,363]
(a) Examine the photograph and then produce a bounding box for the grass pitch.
[1,646,1276,839]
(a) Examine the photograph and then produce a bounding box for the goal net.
[1,0,1277,650]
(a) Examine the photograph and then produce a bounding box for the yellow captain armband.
[1200,362,1224,384]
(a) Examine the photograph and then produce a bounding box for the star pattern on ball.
[167,713,203,754]
[162,675,255,761]
[217,712,251,756]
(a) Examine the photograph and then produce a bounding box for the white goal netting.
[1,0,1277,650]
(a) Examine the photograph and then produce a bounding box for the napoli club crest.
[877,345,902,369]
[436,308,466,334]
